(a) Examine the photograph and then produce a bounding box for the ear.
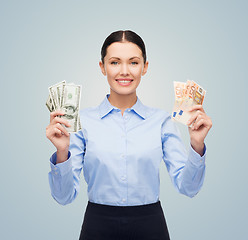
[141,61,149,76]
[99,61,106,76]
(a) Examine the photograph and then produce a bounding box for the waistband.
[86,201,163,217]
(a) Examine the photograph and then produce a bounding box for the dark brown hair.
[101,30,147,64]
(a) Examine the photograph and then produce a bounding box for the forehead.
[106,42,142,58]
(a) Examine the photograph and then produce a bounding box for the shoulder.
[142,104,179,134]
[79,105,100,119]
[143,104,171,121]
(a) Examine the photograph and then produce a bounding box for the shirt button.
[121,154,125,158]
[127,109,131,112]
[121,175,126,181]
[122,198,126,202]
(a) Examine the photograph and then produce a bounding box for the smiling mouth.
[116,79,133,86]
[116,79,133,83]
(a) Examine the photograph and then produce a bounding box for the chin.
[111,88,137,96]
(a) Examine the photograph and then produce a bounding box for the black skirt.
[79,200,170,240]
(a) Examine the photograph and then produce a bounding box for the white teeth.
[118,80,132,83]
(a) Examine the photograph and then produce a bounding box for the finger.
[187,110,204,126]
[192,118,205,130]
[54,123,70,137]
[192,114,211,130]
[51,116,71,128]
[54,127,63,137]
[50,110,65,122]
[188,105,205,113]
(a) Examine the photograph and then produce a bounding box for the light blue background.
[1,0,247,239]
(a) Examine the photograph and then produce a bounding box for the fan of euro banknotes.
[172,80,206,125]
[46,80,82,132]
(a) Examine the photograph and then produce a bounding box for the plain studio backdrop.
[1,0,247,239]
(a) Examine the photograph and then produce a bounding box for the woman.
[46,30,212,240]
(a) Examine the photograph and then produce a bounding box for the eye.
[131,61,138,65]
[111,61,118,65]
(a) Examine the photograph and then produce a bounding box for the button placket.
[119,118,128,204]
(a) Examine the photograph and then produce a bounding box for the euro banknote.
[172,81,186,121]
[172,80,206,125]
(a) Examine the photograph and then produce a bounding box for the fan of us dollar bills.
[46,80,82,133]
[172,80,206,125]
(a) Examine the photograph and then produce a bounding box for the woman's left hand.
[187,105,212,156]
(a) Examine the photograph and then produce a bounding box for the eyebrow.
[109,57,140,60]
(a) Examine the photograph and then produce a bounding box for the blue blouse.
[48,94,206,206]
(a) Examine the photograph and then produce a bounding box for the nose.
[120,63,129,76]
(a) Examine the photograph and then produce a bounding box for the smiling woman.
[46,30,212,240]
[99,32,149,115]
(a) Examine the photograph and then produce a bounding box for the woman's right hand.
[46,111,71,163]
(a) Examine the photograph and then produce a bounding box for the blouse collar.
[99,94,147,120]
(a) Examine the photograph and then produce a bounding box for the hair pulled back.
[101,30,147,64]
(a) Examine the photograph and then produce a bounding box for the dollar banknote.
[172,80,206,126]
[48,80,66,110]
[45,95,55,112]
[46,80,82,133]
[60,83,81,132]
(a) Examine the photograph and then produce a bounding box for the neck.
[108,90,137,110]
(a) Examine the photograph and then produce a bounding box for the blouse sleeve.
[161,115,206,198]
[48,130,86,205]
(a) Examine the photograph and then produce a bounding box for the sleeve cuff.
[188,144,206,167]
[49,151,72,176]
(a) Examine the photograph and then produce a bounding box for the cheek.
[130,67,143,76]
[105,66,120,77]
